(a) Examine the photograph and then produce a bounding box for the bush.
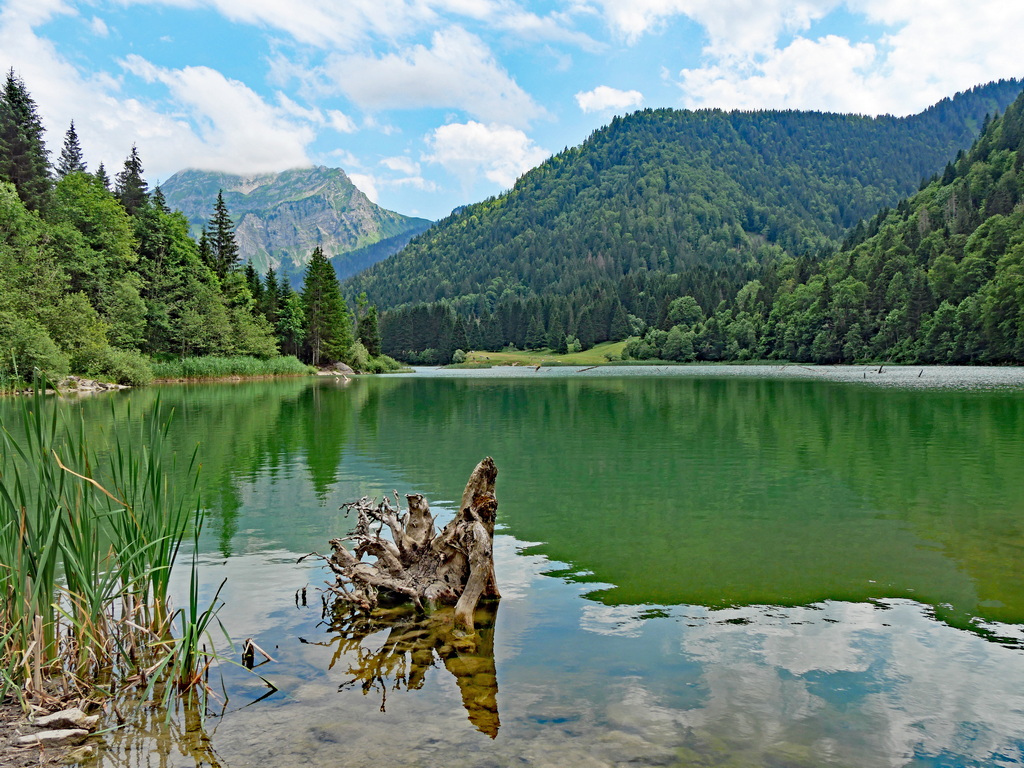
[86,346,154,386]
[0,311,70,383]
[452,349,467,364]
[349,342,406,373]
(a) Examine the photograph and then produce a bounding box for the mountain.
[160,166,432,276]
[346,80,1022,313]
[747,86,1024,365]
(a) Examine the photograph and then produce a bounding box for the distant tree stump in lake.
[320,457,499,638]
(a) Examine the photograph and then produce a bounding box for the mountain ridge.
[161,165,432,277]
[346,79,1023,311]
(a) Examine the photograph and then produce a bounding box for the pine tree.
[115,144,148,215]
[0,69,52,211]
[277,289,306,357]
[302,246,352,366]
[207,190,239,278]
[56,121,86,177]
[262,267,280,323]
[152,185,169,213]
[95,162,109,190]
[357,303,382,357]
[244,263,264,308]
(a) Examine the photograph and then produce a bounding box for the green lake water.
[7,366,1024,767]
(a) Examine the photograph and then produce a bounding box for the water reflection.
[320,601,501,738]
[98,692,223,768]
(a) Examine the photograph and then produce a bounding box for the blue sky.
[2,0,1022,220]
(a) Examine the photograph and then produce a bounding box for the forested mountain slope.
[348,80,1021,312]
[596,87,1024,365]
[161,166,431,276]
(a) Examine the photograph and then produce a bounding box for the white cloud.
[575,85,644,113]
[589,0,836,50]
[88,16,109,36]
[325,148,363,168]
[347,172,380,202]
[423,120,548,188]
[121,55,314,173]
[676,1,1024,116]
[327,27,544,128]
[118,0,435,50]
[381,156,421,175]
[118,0,594,51]
[326,110,356,133]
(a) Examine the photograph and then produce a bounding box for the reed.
[0,378,223,710]
[152,355,314,380]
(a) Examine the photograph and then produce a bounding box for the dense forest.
[365,82,1024,364]
[0,70,389,388]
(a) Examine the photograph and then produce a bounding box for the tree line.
[0,69,390,387]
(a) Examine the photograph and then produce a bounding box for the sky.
[2,0,1022,221]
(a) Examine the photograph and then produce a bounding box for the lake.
[9,366,1024,767]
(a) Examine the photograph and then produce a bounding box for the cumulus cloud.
[676,1,1024,115]
[381,156,421,175]
[121,55,315,173]
[348,172,380,202]
[118,0,434,50]
[589,0,836,50]
[582,0,1024,117]
[575,85,643,113]
[326,27,544,128]
[423,120,548,188]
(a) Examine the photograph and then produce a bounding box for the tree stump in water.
[324,457,499,635]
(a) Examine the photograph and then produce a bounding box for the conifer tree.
[302,246,352,366]
[206,190,239,278]
[152,185,169,213]
[115,144,148,215]
[261,266,280,323]
[95,162,109,190]
[355,291,383,357]
[0,69,51,211]
[56,120,86,177]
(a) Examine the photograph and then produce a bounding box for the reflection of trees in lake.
[321,601,501,738]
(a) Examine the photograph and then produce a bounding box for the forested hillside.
[364,81,1024,363]
[382,88,1024,366]
[0,71,391,389]
[350,80,1020,312]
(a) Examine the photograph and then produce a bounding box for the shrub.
[0,311,70,383]
[86,346,155,386]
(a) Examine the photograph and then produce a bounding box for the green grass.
[0,379,225,711]
[152,355,315,380]
[460,341,629,368]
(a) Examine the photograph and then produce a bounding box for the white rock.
[15,728,90,747]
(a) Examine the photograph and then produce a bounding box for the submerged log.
[322,458,499,636]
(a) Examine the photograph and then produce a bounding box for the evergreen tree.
[525,313,546,349]
[206,190,239,278]
[261,267,280,323]
[0,69,51,211]
[95,162,109,190]
[276,289,305,357]
[245,263,264,308]
[302,246,352,366]
[152,185,169,213]
[115,144,148,215]
[357,303,382,357]
[56,121,86,177]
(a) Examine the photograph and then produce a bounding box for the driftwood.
[322,458,499,636]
